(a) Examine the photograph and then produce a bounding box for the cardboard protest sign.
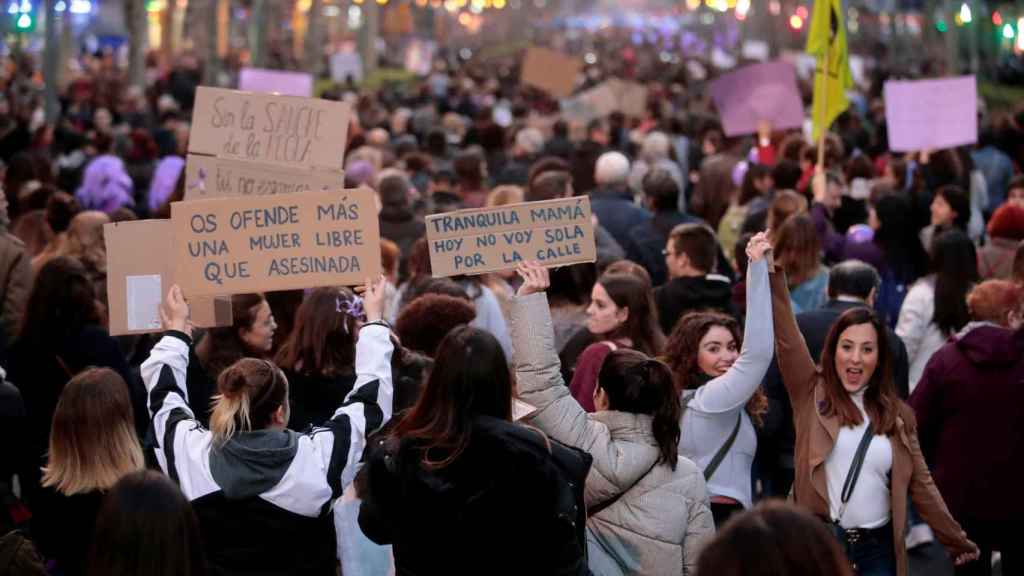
[425,196,595,277]
[183,155,343,200]
[884,75,977,153]
[188,87,350,172]
[171,188,381,297]
[239,68,314,97]
[560,83,617,124]
[520,47,582,99]
[605,79,649,118]
[105,220,232,336]
[709,61,805,137]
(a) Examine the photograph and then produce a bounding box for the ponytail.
[210,358,288,446]
[597,351,682,470]
[645,360,681,470]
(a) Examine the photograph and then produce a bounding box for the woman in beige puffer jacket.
[512,262,715,576]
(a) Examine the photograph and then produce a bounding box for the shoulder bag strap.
[834,425,875,523]
[704,411,742,481]
[587,458,659,518]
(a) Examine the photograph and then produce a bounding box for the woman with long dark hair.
[663,233,773,528]
[88,470,207,576]
[357,322,591,575]
[511,261,714,574]
[569,272,665,412]
[920,185,971,254]
[896,229,978,392]
[8,257,139,506]
[845,193,929,327]
[770,260,978,575]
[275,287,362,432]
[142,280,393,576]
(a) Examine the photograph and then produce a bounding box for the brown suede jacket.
[770,270,972,576]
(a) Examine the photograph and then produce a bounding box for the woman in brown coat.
[769,266,978,575]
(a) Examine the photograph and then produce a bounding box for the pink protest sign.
[239,68,314,98]
[884,76,977,153]
[708,61,805,137]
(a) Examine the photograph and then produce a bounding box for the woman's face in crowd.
[834,322,879,393]
[586,283,628,336]
[931,194,955,227]
[240,301,277,353]
[697,326,739,378]
[1008,187,1024,207]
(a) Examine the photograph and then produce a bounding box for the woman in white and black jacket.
[141,280,393,576]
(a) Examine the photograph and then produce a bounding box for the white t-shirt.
[825,389,894,529]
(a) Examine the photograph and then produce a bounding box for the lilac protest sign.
[239,68,314,98]
[709,61,804,137]
[884,76,977,153]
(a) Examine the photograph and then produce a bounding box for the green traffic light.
[936,20,948,33]
[15,12,30,28]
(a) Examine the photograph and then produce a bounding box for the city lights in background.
[958,2,972,24]
[735,0,749,21]
[789,14,803,30]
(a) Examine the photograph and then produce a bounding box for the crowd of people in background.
[1,27,1024,576]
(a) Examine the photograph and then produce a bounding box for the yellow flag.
[806,0,853,142]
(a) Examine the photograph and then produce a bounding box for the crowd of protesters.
[2,25,1024,576]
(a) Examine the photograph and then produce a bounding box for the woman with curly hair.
[663,233,774,528]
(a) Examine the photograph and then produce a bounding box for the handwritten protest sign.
[520,47,582,99]
[884,75,977,153]
[105,220,232,335]
[172,188,381,297]
[605,79,649,118]
[709,61,805,137]
[425,196,595,277]
[188,87,350,172]
[239,68,314,97]
[183,155,343,200]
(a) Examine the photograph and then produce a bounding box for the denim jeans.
[829,522,897,576]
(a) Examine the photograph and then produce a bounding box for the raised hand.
[515,261,550,297]
[745,232,772,263]
[160,285,191,337]
[953,541,980,566]
[356,275,387,322]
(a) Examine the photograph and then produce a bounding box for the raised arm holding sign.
[171,188,381,297]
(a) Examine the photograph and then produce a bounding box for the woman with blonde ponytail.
[141,278,394,576]
[511,261,714,576]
